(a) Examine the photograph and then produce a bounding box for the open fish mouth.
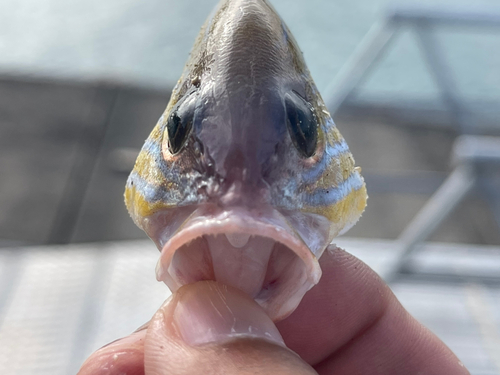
[150,205,323,321]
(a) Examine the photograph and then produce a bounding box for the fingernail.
[172,281,285,347]
[133,320,150,333]
[97,330,145,351]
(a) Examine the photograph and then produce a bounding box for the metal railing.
[323,7,500,282]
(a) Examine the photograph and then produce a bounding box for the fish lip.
[155,205,322,321]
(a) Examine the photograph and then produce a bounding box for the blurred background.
[1,0,500,373]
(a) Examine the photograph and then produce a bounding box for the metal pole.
[385,164,476,282]
[323,18,400,116]
[414,22,469,133]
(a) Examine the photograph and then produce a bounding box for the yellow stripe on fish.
[125,184,174,223]
[304,181,368,239]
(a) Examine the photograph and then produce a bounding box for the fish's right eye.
[166,94,196,155]
[285,91,318,158]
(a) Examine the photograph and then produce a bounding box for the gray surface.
[69,87,170,243]
[0,78,167,244]
[0,78,103,243]
[0,238,499,374]
[339,116,500,245]
[2,0,500,99]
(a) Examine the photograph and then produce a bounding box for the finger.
[315,300,469,375]
[276,245,469,375]
[77,329,146,375]
[144,281,317,375]
[276,245,391,365]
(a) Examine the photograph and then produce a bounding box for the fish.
[124,0,367,321]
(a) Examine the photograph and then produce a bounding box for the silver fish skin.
[125,0,367,321]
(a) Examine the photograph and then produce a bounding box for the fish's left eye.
[285,91,318,158]
[166,94,196,154]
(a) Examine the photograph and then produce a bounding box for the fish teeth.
[225,233,251,248]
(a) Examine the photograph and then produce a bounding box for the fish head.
[125,0,367,321]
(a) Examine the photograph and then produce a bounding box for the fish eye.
[166,93,196,155]
[285,91,318,158]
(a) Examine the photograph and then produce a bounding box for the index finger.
[276,245,469,374]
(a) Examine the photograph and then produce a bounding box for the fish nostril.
[225,233,251,248]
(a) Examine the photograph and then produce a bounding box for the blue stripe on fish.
[302,139,350,182]
[127,171,169,202]
[304,171,364,207]
[142,136,162,157]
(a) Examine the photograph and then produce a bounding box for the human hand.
[78,246,470,375]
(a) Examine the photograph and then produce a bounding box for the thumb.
[144,281,316,375]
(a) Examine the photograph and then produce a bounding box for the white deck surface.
[0,238,499,374]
